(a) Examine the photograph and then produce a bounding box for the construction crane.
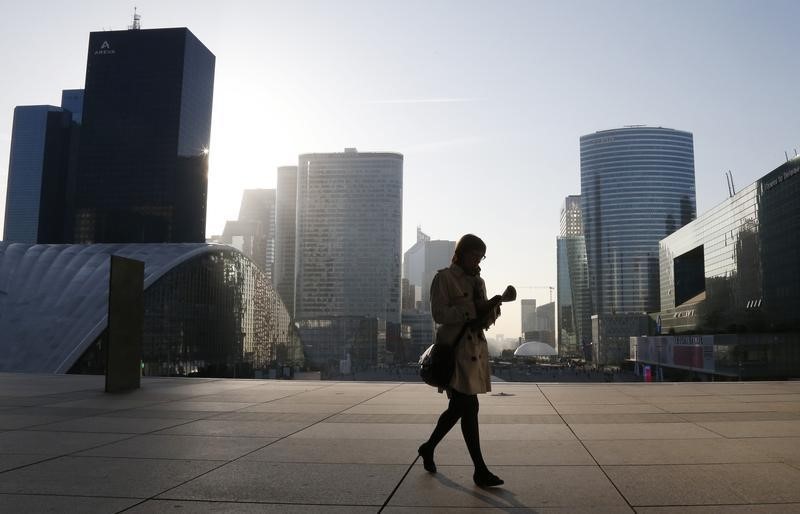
[517,286,554,303]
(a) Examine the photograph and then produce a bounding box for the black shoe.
[418,442,437,473]
[473,469,504,487]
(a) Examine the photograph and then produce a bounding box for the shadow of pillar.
[105,255,145,393]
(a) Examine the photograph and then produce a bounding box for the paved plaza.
[1,373,800,512]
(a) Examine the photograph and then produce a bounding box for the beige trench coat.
[430,264,500,395]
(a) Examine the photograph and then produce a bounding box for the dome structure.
[514,341,557,357]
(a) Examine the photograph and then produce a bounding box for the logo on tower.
[94,40,116,56]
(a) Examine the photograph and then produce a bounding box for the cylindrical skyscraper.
[580,126,696,315]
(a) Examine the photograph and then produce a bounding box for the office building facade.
[294,149,403,367]
[60,89,84,124]
[3,106,73,243]
[274,165,297,316]
[560,194,583,236]
[631,156,800,378]
[536,301,556,347]
[219,189,276,279]
[399,229,453,361]
[295,148,403,322]
[72,28,215,243]
[521,299,537,333]
[581,126,696,316]
[557,194,592,357]
[402,228,455,310]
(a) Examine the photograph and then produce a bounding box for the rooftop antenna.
[128,7,141,30]
[728,170,736,196]
[786,151,790,162]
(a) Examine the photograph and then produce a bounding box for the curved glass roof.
[0,243,238,373]
[514,341,558,357]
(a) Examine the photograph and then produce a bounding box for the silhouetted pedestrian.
[417,234,504,488]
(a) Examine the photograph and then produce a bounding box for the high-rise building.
[560,194,583,236]
[401,228,455,360]
[580,126,696,316]
[401,278,416,311]
[219,189,276,279]
[521,299,537,333]
[557,194,592,357]
[295,148,403,323]
[3,105,73,243]
[557,236,592,357]
[60,89,84,124]
[294,149,402,366]
[71,28,215,243]
[631,155,800,378]
[402,227,455,310]
[274,165,298,316]
[536,301,556,347]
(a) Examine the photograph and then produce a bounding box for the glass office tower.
[219,189,276,279]
[658,156,800,335]
[580,126,696,316]
[557,194,592,357]
[295,149,403,324]
[402,228,455,310]
[3,106,73,243]
[72,28,215,243]
[557,237,592,357]
[274,165,298,316]
[631,157,800,379]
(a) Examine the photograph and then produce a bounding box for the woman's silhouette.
[418,234,504,487]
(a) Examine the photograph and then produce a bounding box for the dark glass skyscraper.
[580,126,696,315]
[72,28,215,243]
[3,106,73,243]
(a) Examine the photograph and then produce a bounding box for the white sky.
[0,0,798,342]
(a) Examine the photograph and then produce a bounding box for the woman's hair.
[452,233,486,264]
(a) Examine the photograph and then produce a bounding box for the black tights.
[425,389,487,472]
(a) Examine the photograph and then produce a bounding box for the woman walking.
[418,234,504,487]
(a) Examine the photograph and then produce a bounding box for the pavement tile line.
[0,380,340,477]
[0,491,144,501]
[536,384,636,513]
[378,455,420,513]
[637,386,769,440]
[117,382,406,514]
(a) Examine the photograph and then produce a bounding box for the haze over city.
[0,0,798,343]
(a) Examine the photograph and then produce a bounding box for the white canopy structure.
[0,243,250,373]
[514,341,557,357]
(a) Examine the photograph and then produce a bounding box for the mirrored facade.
[557,236,592,357]
[73,247,303,377]
[3,106,73,243]
[659,157,800,335]
[557,194,592,357]
[633,157,800,379]
[274,165,298,316]
[581,127,696,315]
[72,28,215,243]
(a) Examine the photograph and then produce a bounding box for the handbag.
[419,324,469,388]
